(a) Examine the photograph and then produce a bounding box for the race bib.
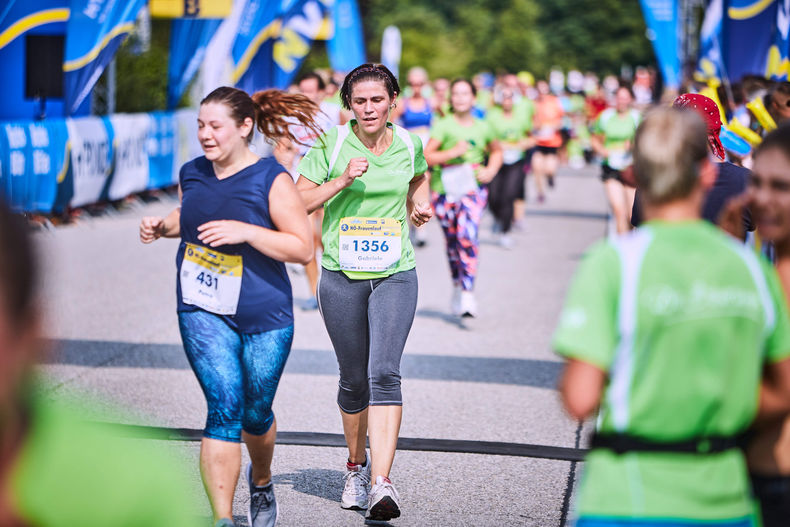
[441,163,478,201]
[607,149,632,171]
[339,217,402,272]
[536,126,555,139]
[180,243,243,315]
[502,147,523,165]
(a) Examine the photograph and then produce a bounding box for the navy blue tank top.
[176,156,293,333]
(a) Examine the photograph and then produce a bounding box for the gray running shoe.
[366,475,401,521]
[246,463,278,527]
[214,519,236,527]
[340,454,370,510]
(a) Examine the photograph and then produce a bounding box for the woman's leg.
[531,151,547,201]
[366,269,418,481]
[178,310,244,521]
[241,324,294,486]
[500,162,525,233]
[604,178,631,234]
[456,188,487,291]
[487,167,507,230]
[317,269,372,464]
[432,192,462,287]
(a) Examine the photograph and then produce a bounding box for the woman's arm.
[296,157,369,213]
[476,140,504,184]
[756,358,790,424]
[139,186,182,242]
[196,173,314,264]
[423,137,468,167]
[407,172,433,226]
[559,359,606,421]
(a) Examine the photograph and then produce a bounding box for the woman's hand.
[410,201,433,227]
[197,220,253,248]
[449,141,470,159]
[339,157,368,188]
[140,216,166,243]
[476,166,497,184]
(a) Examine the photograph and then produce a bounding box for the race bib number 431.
[180,243,243,315]
[339,217,401,272]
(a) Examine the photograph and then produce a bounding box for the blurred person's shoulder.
[11,395,198,527]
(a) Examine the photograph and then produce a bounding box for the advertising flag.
[231,0,332,92]
[638,0,681,89]
[722,0,778,82]
[696,0,725,81]
[766,0,790,79]
[149,0,232,18]
[168,18,222,108]
[63,0,147,115]
[327,0,364,73]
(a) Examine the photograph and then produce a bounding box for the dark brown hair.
[339,64,400,110]
[201,86,323,147]
[449,78,476,114]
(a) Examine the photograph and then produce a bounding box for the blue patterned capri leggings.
[178,309,293,443]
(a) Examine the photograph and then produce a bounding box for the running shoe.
[459,290,477,318]
[214,519,236,527]
[301,296,319,311]
[340,454,371,510]
[246,463,278,527]
[366,475,401,521]
[498,234,514,250]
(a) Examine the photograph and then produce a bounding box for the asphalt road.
[35,163,608,526]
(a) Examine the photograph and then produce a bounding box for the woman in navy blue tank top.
[139,87,321,527]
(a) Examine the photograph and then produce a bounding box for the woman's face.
[615,88,632,112]
[450,81,475,114]
[350,79,392,135]
[749,147,790,242]
[197,102,252,163]
[501,89,515,112]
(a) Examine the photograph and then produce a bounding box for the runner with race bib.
[296,63,432,523]
[139,86,318,527]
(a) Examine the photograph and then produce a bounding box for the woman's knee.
[369,369,402,405]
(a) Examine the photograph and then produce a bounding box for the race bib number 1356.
[180,243,242,315]
[339,217,401,272]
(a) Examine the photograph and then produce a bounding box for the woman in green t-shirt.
[590,85,640,235]
[296,63,433,523]
[423,78,503,317]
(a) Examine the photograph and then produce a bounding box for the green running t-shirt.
[298,121,428,280]
[594,108,641,168]
[486,107,531,164]
[553,221,790,521]
[428,114,495,195]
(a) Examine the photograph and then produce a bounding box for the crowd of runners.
[2,61,790,527]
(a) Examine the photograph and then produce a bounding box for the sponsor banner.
[723,0,778,82]
[150,0,232,18]
[29,119,69,212]
[327,0,364,73]
[232,0,332,91]
[147,111,178,189]
[63,0,147,114]
[0,121,32,212]
[65,116,112,207]
[638,0,681,89]
[107,113,150,200]
[168,17,222,109]
[175,108,202,171]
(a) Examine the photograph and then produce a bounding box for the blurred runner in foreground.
[554,107,790,527]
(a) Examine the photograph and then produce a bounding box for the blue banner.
[63,0,147,115]
[327,0,364,73]
[723,0,778,82]
[232,0,332,92]
[147,112,177,189]
[638,0,681,89]
[168,18,221,109]
[766,0,790,79]
[696,0,724,81]
[29,119,69,213]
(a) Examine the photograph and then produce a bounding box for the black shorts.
[600,164,624,183]
[751,474,790,527]
[535,145,558,155]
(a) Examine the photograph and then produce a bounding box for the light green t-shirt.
[486,107,531,164]
[553,221,790,521]
[514,98,535,131]
[428,114,495,195]
[298,121,428,280]
[12,395,197,527]
[594,108,640,167]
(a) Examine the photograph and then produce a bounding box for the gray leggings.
[317,268,418,413]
